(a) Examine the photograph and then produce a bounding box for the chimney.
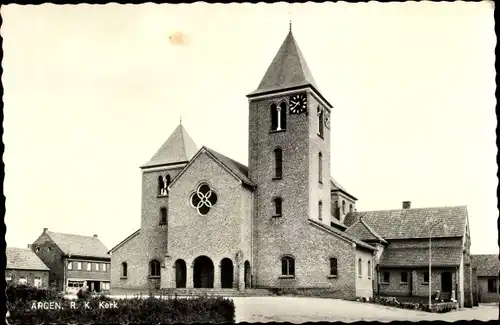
[402,201,411,209]
[93,234,98,238]
[27,244,32,249]
[43,228,48,233]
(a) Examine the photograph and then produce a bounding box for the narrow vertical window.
[368,261,371,278]
[318,152,323,183]
[334,201,340,220]
[271,104,278,131]
[318,106,324,138]
[358,258,362,277]
[281,256,295,276]
[318,201,323,221]
[349,204,353,213]
[279,102,287,130]
[274,198,282,217]
[150,260,161,277]
[423,272,429,283]
[274,148,282,179]
[122,262,128,277]
[342,201,346,214]
[329,258,338,277]
[160,207,168,225]
[158,176,165,196]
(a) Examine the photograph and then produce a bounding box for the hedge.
[6,285,235,324]
[370,296,458,313]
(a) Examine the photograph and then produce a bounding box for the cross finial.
[289,20,292,32]
[180,116,182,124]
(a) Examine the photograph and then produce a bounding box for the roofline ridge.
[355,204,467,214]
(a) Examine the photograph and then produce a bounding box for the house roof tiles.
[6,247,50,271]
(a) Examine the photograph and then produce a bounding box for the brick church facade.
[109,29,472,306]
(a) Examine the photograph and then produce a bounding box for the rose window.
[190,183,218,215]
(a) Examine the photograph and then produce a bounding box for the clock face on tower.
[289,93,307,114]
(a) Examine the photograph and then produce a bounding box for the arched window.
[158,176,165,196]
[166,174,171,187]
[358,258,362,277]
[349,204,353,213]
[368,260,371,278]
[317,106,324,138]
[274,198,282,217]
[271,103,287,131]
[150,260,160,277]
[342,201,346,214]
[121,262,128,277]
[334,201,340,220]
[274,148,283,179]
[160,207,167,225]
[318,201,323,221]
[281,256,295,276]
[271,104,278,131]
[318,152,323,183]
[279,102,287,130]
[329,257,338,277]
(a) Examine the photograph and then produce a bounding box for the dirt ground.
[231,296,498,323]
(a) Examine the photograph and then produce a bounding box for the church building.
[108,29,376,299]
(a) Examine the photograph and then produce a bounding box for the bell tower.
[247,29,334,286]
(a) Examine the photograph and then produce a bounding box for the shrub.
[371,296,457,313]
[76,289,92,300]
[6,283,63,303]
[7,295,235,324]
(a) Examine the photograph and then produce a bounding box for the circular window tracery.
[190,183,218,215]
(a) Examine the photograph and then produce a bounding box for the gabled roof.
[46,231,110,259]
[330,176,357,201]
[247,31,319,97]
[6,247,50,271]
[141,124,198,168]
[472,254,500,277]
[169,146,256,189]
[309,219,376,251]
[345,219,387,244]
[380,247,462,268]
[345,205,468,240]
[108,229,140,254]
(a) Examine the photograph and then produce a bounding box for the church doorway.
[220,258,234,289]
[441,272,452,293]
[244,260,251,289]
[174,259,187,288]
[193,256,214,288]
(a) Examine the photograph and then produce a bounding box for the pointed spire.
[141,123,198,168]
[247,30,319,97]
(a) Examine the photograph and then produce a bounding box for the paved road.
[232,297,498,323]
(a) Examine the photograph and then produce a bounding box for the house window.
[34,277,42,288]
[281,256,295,277]
[318,201,323,221]
[102,282,110,290]
[18,277,27,285]
[401,272,408,284]
[150,260,161,277]
[349,204,353,213]
[77,262,82,271]
[160,207,168,225]
[274,198,282,217]
[121,262,128,277]
[342,201,346,214]
[383,272,390,283]
[189,183,218,216]
[423,272,429,283]
[87,262,92,271]
[68,261,73,270]
[368,261,371,278]
[274,148,283,179]
[318,152,323,183]
[95,263,100,271]
[488,279,497,293]
[101,263,107,272]
[271,103,287,132]
[329,258,338,277]
[317,106,324,138]
[358,258,362,277]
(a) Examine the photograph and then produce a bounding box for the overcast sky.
[2,2,496,254]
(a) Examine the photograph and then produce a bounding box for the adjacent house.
[6,247,50,287]
[472,254,500,303]
[32,228,111,293]
[344,202,473,308]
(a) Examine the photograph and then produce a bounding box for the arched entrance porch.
[220,258,234,289]
[193,256,214,288]
[174,259,187,288]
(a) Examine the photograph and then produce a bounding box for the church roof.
[6,247,50,271]
[108,229,140,254]
[330,176,357,200]
[45,230,110,259]
[472,254,500,277]
[344,205,468,240]
[248,31,320,97]
[142,124,198,168]
[309,219,376,251]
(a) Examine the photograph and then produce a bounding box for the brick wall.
[5,269,50,288]
[110,231,149,290]
[32,232,65,290]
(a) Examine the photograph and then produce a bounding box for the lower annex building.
[108,29,473,306]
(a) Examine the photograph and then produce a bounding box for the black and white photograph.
[2,2,497,323]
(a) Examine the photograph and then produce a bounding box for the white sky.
[2,2,497,254]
